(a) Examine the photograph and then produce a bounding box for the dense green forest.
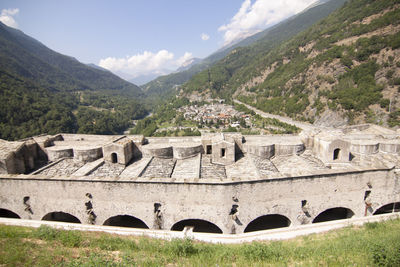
[0,21,148,140]
[0,71,148,140]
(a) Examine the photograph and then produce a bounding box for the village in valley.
[148,99,300,137]
[178,101,250,128]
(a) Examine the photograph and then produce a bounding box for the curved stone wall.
[351,141,379,154]
[275,143,305,156]
[379,142,400,154]
[245,144,275,159]
[74,147,103,163]
[46,147,73,161]
[142,145,173,159]
[173,144,203,159]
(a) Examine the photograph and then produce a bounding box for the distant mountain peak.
[176,58,202,72]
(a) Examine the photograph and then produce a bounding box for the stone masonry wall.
[0,168,399,234]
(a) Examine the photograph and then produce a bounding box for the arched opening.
[171,219,223,234]
[42,212,81,223]
[244,214,291,233]
[373,202,400,215]
[333,148,340,160]
[111,153,118,163]
[103,215,148,229]
[221,148,226,158]
[312,207,354,223]
[0,208,20,219]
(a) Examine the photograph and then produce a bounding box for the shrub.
[59,230,82,247]
[242,242,284,262]
[34,225,59,241]
[167,238,198,257]
[371,242,400,267]
[91,235,137,251]
[386,69,394,79]
[34,225,83,247]
[379,99,390,109]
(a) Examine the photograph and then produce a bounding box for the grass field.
[1,218,400,266]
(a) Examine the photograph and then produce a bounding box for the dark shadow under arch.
[171,219,223,234]
[244,214,291,233]
[42,212,81,223]
[333,148,340,160]
[373,202,400,215]
[111,153,118,163]
[0,208,20,219]
[312,207,354,223]
[103,215,149,229]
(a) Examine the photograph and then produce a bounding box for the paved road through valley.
[233,99,316,132]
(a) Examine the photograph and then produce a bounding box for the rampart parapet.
[1,124,399,234]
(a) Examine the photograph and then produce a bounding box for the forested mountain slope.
[142,0,346,99]
[182,0,400,127]
[0,22,143,95]
[0,22,147,140]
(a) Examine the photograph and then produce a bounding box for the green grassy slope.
[0,218,399,266]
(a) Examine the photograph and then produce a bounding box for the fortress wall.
[73,147,103,163]
[0,168,399,234]
[244,144,275,159]
[379,142,400,154]
[275,143,305,156]
[173,145,203,159]
[142,146,173,159]
[351,143,379,154]
[46,148,73,161]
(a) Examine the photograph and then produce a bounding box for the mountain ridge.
[142,0,347,99]
[181,0,400,127]
[0,21,143,96]
[0,21,147,140]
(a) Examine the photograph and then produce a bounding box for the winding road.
[233,99,316,132]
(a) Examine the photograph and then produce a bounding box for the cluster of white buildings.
[178,103,250,126]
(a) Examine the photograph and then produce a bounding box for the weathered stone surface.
[88,161,125,178]
[37,158,84,176]
[1,125,400,235]
[140,157,176,178]
[200,155,226,179]
[171,154,200,180]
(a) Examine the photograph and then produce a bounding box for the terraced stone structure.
[0,124,400,234]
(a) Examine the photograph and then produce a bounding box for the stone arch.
[312,207,354,223]
[373,202,400,215]
[0,208,21,219]
[103,215,149,229]
[171,219,223,234]
[111,153,118,163]
[42,211,81,223]
[244,214,291,233]
[333,148,340,160]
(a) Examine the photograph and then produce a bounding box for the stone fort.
[0,124,399,234]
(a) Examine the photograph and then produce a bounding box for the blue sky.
[0,0,316,82]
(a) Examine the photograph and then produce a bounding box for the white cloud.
[201,33,210,41]
[0,8,19,28]
[176,52,193,66]
[99,50,193,79]
[219,0,316,46]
